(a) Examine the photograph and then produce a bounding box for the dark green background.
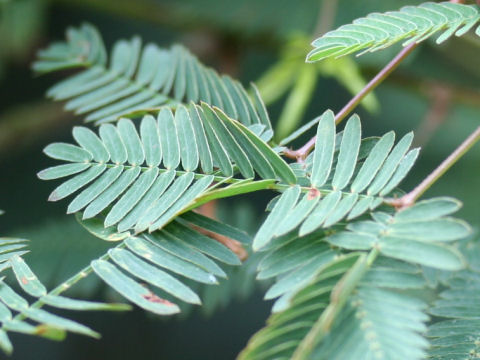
[1,0,479,358]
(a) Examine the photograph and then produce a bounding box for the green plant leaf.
[307,2,480,62]
[256,110,420,247]
[34,23,273,136]
[40,104,293,235]
[327,198,469,270]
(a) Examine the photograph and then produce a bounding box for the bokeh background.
[1,0,480,359]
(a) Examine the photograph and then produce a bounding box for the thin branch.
[284,42,418,161]
[390,125,480,208]
[7,242,125,325]
[334,43,418,125]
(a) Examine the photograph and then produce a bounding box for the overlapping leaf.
[39,103,295,234]
[427,238,480,359]
[239,253,359,360]
[327,198,469,270]
[240,253,429,360]
[78,209,246,316]
[311,286,429,360]
[33,23,273,132]
[255,229,338,310]
[427,272,480,359]
[307,2,480,62]
[254,110,419,250]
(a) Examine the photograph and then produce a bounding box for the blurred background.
[1,0,480,358]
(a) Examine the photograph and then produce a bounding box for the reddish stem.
[390,126,480,208]
[284,42,418,161]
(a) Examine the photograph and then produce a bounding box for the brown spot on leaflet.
[143,292,175,306]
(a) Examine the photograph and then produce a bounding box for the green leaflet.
[40,295,129,311]
[253,185,301,251]
[73,126,110,163]
[300,191,342,236]
[10,255,47,297]
[117,170,175,232]
[331,115,360,191]
[147,231,226,277]
[147,175,214,232]
[134,172,195,233]
[214,107,296,184]
[350,131,395,193]
[158,108,181,170]
[202,104,254,179]
[140,115,162,167]
[99,124,127,164]
[117,118,145,166]
[37,163,91,181]
[22,307,99,338]
[307,2,480,62]
[395,197,462,221]
[43,143,92,163]
[310,110,335,188]
[175,105,199,171]
[47,164,107,202]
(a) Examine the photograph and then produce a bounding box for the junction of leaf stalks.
[307,188,321,200]
[384,194,414,210]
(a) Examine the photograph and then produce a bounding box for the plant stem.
[390,125,480,208]
[283,42,418,161]
[334,43,418,125]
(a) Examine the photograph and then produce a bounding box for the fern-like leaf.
[240,253,429,360]
[76,209,247,315]
[327,198,469,270]
[428,272,480,359]
[254,110,419,250]
[0,213,127,354]
[255,229,338,307]
[307,2,480,62]
[39,103,295,234]
[427,238,480,359]
[34,23,273,130]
